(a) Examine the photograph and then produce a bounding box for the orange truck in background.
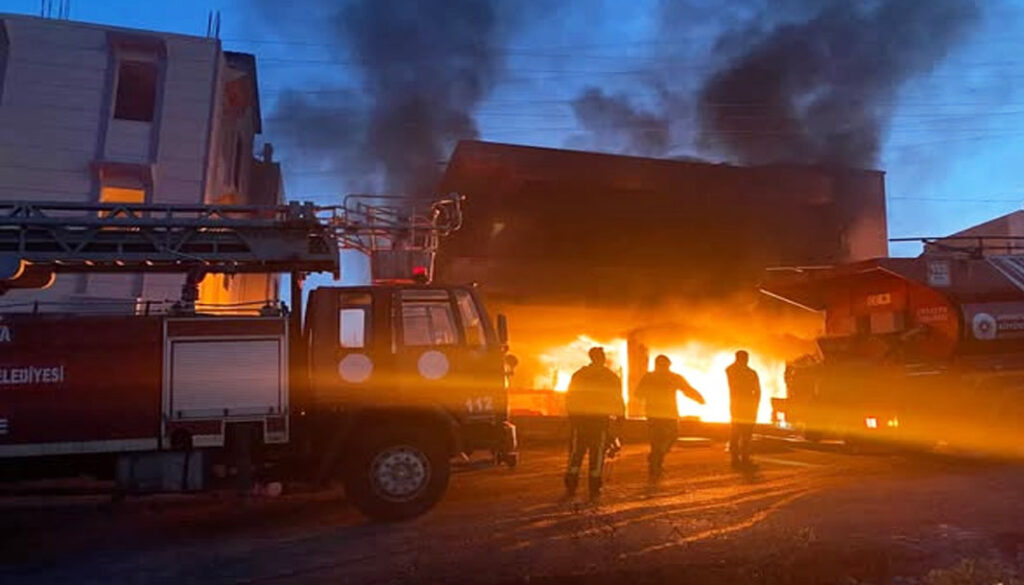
[762,255,1024,456]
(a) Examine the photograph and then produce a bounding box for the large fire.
[649,342,785,423]
[502,298,819,422]
[534,335,785,423]
[538,335,629,395]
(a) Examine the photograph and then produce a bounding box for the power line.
[889,197,1023,203]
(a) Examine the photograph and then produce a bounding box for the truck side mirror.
[504,354,519,376]
[497,314,509,346]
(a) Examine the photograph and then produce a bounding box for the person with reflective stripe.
[726,350,761,469]
[634,354,705,483]
[564,347,624,499]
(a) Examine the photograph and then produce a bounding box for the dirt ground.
[2,439,1024,584]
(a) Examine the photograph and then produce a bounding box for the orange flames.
[538,335,629,393]
[502,297,819,423]
[644,343,785,423]
[534,336,785,423]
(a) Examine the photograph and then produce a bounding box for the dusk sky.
[4,0,1024,260]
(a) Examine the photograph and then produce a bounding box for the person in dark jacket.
[634,354,706,482]
[564,347,624,499]
[726,350,761,469]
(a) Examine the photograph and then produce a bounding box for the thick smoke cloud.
[263,0,979,188]
[697,0,980,167]
[343,0,498,196]
[569,0,978,167]
[265,0,502,196]
[570,87,671,157]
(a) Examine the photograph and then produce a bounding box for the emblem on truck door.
[338,353,374,383]
[417,350,450,380]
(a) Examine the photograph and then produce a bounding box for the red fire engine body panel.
[0,315,163,453]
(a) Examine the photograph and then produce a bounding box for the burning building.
[436,140,888,421]
[437,140,886,303]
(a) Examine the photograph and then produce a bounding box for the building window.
[99,186,146,204]
[98,186,146,219]
[114,61,158,122]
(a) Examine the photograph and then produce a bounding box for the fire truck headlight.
[864,416,879,429]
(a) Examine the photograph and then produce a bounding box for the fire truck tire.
[344,426,451,521]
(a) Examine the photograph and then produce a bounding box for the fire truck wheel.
[344,426,451,521]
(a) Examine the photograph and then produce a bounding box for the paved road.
[3,440,1024,584]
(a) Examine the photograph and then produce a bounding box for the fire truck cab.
[297,283,515,518]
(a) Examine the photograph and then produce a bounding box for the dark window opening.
[114,60,158,122]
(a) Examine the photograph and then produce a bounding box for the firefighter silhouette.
[727,350,762,469]
[634,354,705,483]
[564,347,624,499]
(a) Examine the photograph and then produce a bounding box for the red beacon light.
[411,265,429,284]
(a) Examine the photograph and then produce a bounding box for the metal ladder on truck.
[0,194,463,296]
[0,194,463,364]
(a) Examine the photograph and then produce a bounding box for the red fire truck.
[0,197,517,520]
[762,253,1024,456]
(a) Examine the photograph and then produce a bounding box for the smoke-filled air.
[262,0,502,196]
[568,0,979,166]
[261,0,980,185]
[695,0,979,167]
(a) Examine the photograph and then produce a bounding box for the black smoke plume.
[697,0,979,167]
[570,87,671,157]
[344,0,498,196]
[267,0,502,196]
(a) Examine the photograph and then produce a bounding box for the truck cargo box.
[0,314,288,458]
[0,315,163,457]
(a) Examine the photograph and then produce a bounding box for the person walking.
[726,350,761,469]
[564,347,624,499]
[634,355,705,483]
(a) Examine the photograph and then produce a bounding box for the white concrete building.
[0,13,282,310]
